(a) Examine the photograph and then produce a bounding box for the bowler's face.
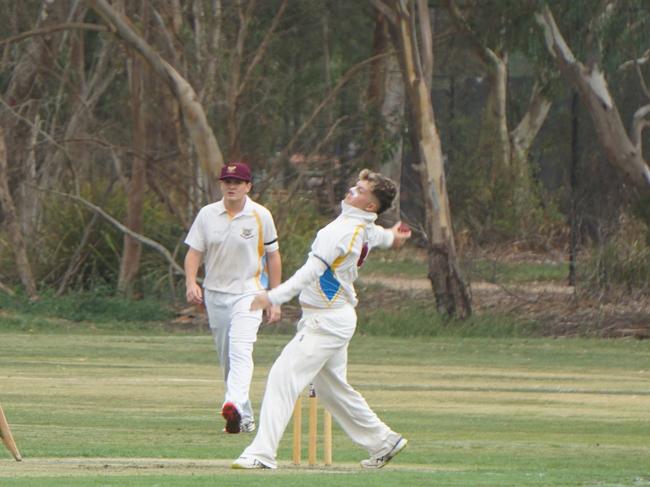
[344,180,379,213]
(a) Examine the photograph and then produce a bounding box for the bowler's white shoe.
[360,437,408,469]
[232,456,271,469]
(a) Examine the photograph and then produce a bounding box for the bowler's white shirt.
[185,196,279,294]
[268,202,393,313]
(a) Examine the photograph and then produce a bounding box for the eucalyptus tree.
[441,0,553,219]
[0,1,99,299]
[536,0,650,192]
[1,1,392,295]
[373,0,471,318]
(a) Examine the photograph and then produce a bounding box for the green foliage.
[581,214,650,293]
[446,114,565,246]
[0,289,175,327]
[26,184,186,298]
[261,193,329,275]
[34,187,123,290]
[631,194,650,245]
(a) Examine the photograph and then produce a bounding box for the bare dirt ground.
[0,458,233,478]
[0,457,443,478]
[359,274,650,339]
[172,249,650,339]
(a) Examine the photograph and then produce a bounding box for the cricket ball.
[398,222,410,233]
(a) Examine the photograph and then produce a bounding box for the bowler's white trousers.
[204,289,263,424]
[240,304,401,468]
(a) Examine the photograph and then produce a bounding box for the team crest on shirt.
[240,227,254,239]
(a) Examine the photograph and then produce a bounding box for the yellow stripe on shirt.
[318,224,364,305]
[252,210,264,290]
[331,225,363,270]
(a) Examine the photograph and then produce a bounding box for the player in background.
[184,161,282,434]
[232,168,411,469]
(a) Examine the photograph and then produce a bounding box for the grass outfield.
[1,332,650,486]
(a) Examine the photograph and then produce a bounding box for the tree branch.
[0,97,70,155]
[0,279,15,297]
[0,22,107,47]
[41,188,185,275]
[87,0,224,199]
[442,0,502,68]
[370,0,398,26]
[619,49,650,71]
[536,4,650,189]
[237,0,288,99]
[282,51,392,158]
[255,51,392,195]
[632,104,650,153]
[634,61,650,99]
[510,79,552,157]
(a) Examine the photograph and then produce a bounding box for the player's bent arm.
[367,223,395,250]
[267,255,328,306]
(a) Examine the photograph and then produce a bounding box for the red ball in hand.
[398,222,410,233]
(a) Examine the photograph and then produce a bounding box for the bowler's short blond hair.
[358,169,397,214]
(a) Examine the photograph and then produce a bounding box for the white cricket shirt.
[268,201,394,312]
[185,196,279,294]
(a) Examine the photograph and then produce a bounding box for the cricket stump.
[0,404,22,461]
[292,385,332,466]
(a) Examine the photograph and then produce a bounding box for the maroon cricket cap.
[219,161,252,182]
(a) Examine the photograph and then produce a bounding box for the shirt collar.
[340,200,377,224]
[215,196,253,216]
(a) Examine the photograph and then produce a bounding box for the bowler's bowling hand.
[391,221,412,248]
[251,292,271,311]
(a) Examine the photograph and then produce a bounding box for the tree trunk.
[483,59,511,183]
[510,81,552,167]
[0,127,38,300]
[568,91,579,286]
[118,2,149,295]
[387,0,471,318]
[19,113,40,239]
[41,37,116,188]
[509,79,552,202]
[536,5,650,191]
[1,2,61,241]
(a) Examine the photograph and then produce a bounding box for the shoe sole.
[221,402,241,434]
[231,459,270,469]
[362,437,408,469]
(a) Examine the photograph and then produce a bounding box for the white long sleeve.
[268,201,394,310]
[267,255,328,306]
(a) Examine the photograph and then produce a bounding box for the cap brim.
[219,176,251,182]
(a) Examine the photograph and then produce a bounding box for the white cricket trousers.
[204,290,263,424]
[240,304,401,468]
